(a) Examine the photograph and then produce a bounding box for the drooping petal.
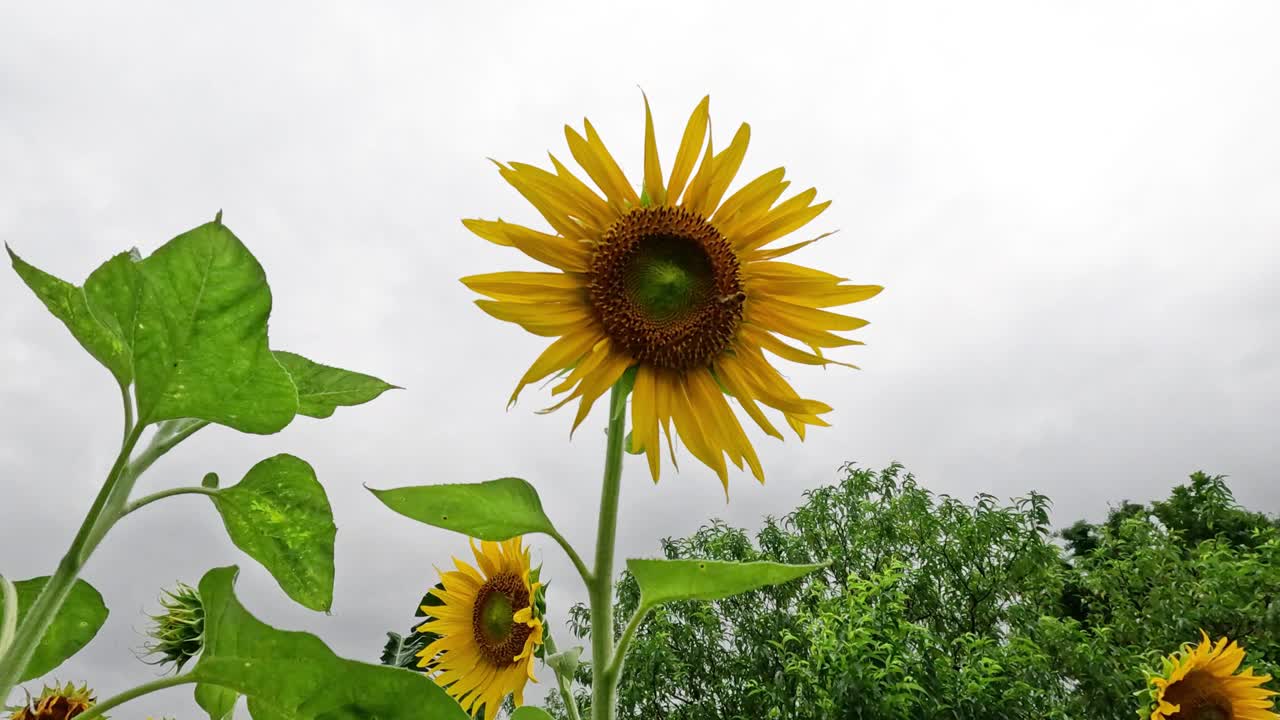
[507,326,603,406]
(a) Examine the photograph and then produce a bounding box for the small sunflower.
[462,94,881,491]
[1144,632,1278,720]
[6,681,96,720]
[415,537,544,720]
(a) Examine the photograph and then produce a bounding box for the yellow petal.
[508,327,603,406]
[569,351,635,432]
[667,373,728,486]
[475,300,592,338]
[680,119,717,211]
[740,324,859,368]
[666,96,709,204]
[689,368,764,484]
[654,369,679,468]
[697,122,751,217]
[641,91,666,205]
[547,153,617,228]
[462,219,589,272]
[712,167,785,227]
[461,271,586,304]
[495,162,585,239]
[746,298,868,348]
[712,358,784,440]
[737,193,832,252]
[565,122,638,211]
[743,232,830,262]
[631,363,662,481]
[508,161,611,233]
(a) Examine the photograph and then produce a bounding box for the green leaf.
[211,455,335,612]
[193,566,468,720]
[624,430,644,455]
[7,247,140,387]
[627,559,825,605]
[370,478,557,541]
[511,708,556,720]
[133,221,297,433]
[273,351,398,419]
[0,577,108,681]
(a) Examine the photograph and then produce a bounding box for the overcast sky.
[2,1,1278,716]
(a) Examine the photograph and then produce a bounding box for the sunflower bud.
[142,582,205,672]
[5,681,96,720]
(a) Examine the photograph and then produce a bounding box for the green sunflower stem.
[543,633,583,720]
[72,673,196,720]
[0,411,206,703]
[589,381,628,720]
[0,423,142,703]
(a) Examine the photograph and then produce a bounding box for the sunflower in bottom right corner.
[1144,632,1278,720]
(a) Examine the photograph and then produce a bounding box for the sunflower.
[6,682,96,720]
[461,95,881,490]
[415,537,544,720]
[1145,632,1278,720]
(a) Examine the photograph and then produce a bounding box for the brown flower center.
[1163,670,1235,720]
[589,206,744,369]
[471,572,532,666]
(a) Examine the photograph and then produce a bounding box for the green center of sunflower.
[624,235,715,323]
[590,207,744,369]
[1163,670,1235,720]
[471,572,532,667]
[477,591,514,641]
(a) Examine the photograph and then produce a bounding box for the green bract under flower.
[142,582,205,673]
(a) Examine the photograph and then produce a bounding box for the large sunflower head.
[462,94,881,491]
[1143,632,1278,720]
[415,537,545,720]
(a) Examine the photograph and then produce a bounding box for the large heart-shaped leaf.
[0,577,108,681]
[627,559,825,606]
[192,566,468,720]
[133,221,297,433]
[369,478,557,541]
[212,455,335,612]
[273,351,399,419]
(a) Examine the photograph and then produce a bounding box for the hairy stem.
[589,382,627,720]
[74,674,196,720]
[121,485,219,517]
[0,423,143,702]
[606,602,651,681]
[0,418,208,702]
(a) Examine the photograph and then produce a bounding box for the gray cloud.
[3,1,1278,716]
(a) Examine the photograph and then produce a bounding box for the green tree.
[545,464,1279,720]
